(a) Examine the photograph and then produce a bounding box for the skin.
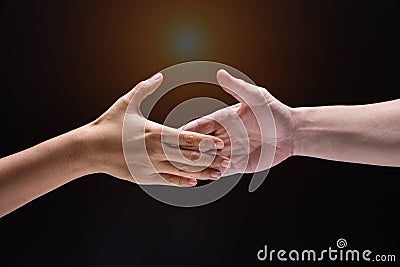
[184,69,400,176]
[1,70,398,217]
[0,73,229,218]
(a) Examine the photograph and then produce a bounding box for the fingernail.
[144,73,162,86]
[188,180,197,186]
[221,160,231,168]
[150,72,162,81]
[211,170,221,179]
[216,142,224,149]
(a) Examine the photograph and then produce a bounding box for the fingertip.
[198,138,218,152]
[143,72,163,87]
[221,159,231,168]
[186,179,197,187]
[217,69,229,78]
[216,140,224,149]
[216,69,244,101]
[154,72,163,80]
[211,170,222,179]
[216,69,230,84]
[209,135,224,149]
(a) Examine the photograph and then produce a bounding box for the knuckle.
[187,151,200,161]
[163,174,174,183]
[183,133,195,145]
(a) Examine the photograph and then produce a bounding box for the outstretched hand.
[0,72,230,217]
[87,73,229,187]
[183,70,295,175]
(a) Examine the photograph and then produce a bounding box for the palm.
[184,70,295,176]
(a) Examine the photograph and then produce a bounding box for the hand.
[85,73,229,187]
[183,70,295,175]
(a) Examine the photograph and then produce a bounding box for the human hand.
[84,73,229,187]
[183,69,295,175]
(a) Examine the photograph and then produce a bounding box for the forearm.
[292,99,400,166]
[0,126,94,217]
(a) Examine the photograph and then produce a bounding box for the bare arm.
[184,70,400,174]
[0,127,94,217]
[292,99,400,166]
[0,73,227,218]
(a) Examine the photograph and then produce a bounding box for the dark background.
[1,0,399,266]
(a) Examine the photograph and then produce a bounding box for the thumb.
[216,69,273,105]
[125,73,163,113]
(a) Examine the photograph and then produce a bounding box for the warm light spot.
[173,28,202,54]
[160,20,213,61]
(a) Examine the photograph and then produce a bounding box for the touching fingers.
[157,162,222,180]
[160,173,197,187]
[161,126,224,151]
[160,145,230,169]
[182,117,217,135]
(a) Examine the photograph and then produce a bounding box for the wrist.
[67,125,100,176]
[291,107,309,157]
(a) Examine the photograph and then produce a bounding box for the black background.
[1,0,399,266]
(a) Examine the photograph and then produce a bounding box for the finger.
[182,117,218,135]
[182,103,242,134]
[157,162,222,180]
[160,173,197,187]
[161,126,224,150]
[161,146,230,169]
[125,73,163,111]
[216,69,273,105]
